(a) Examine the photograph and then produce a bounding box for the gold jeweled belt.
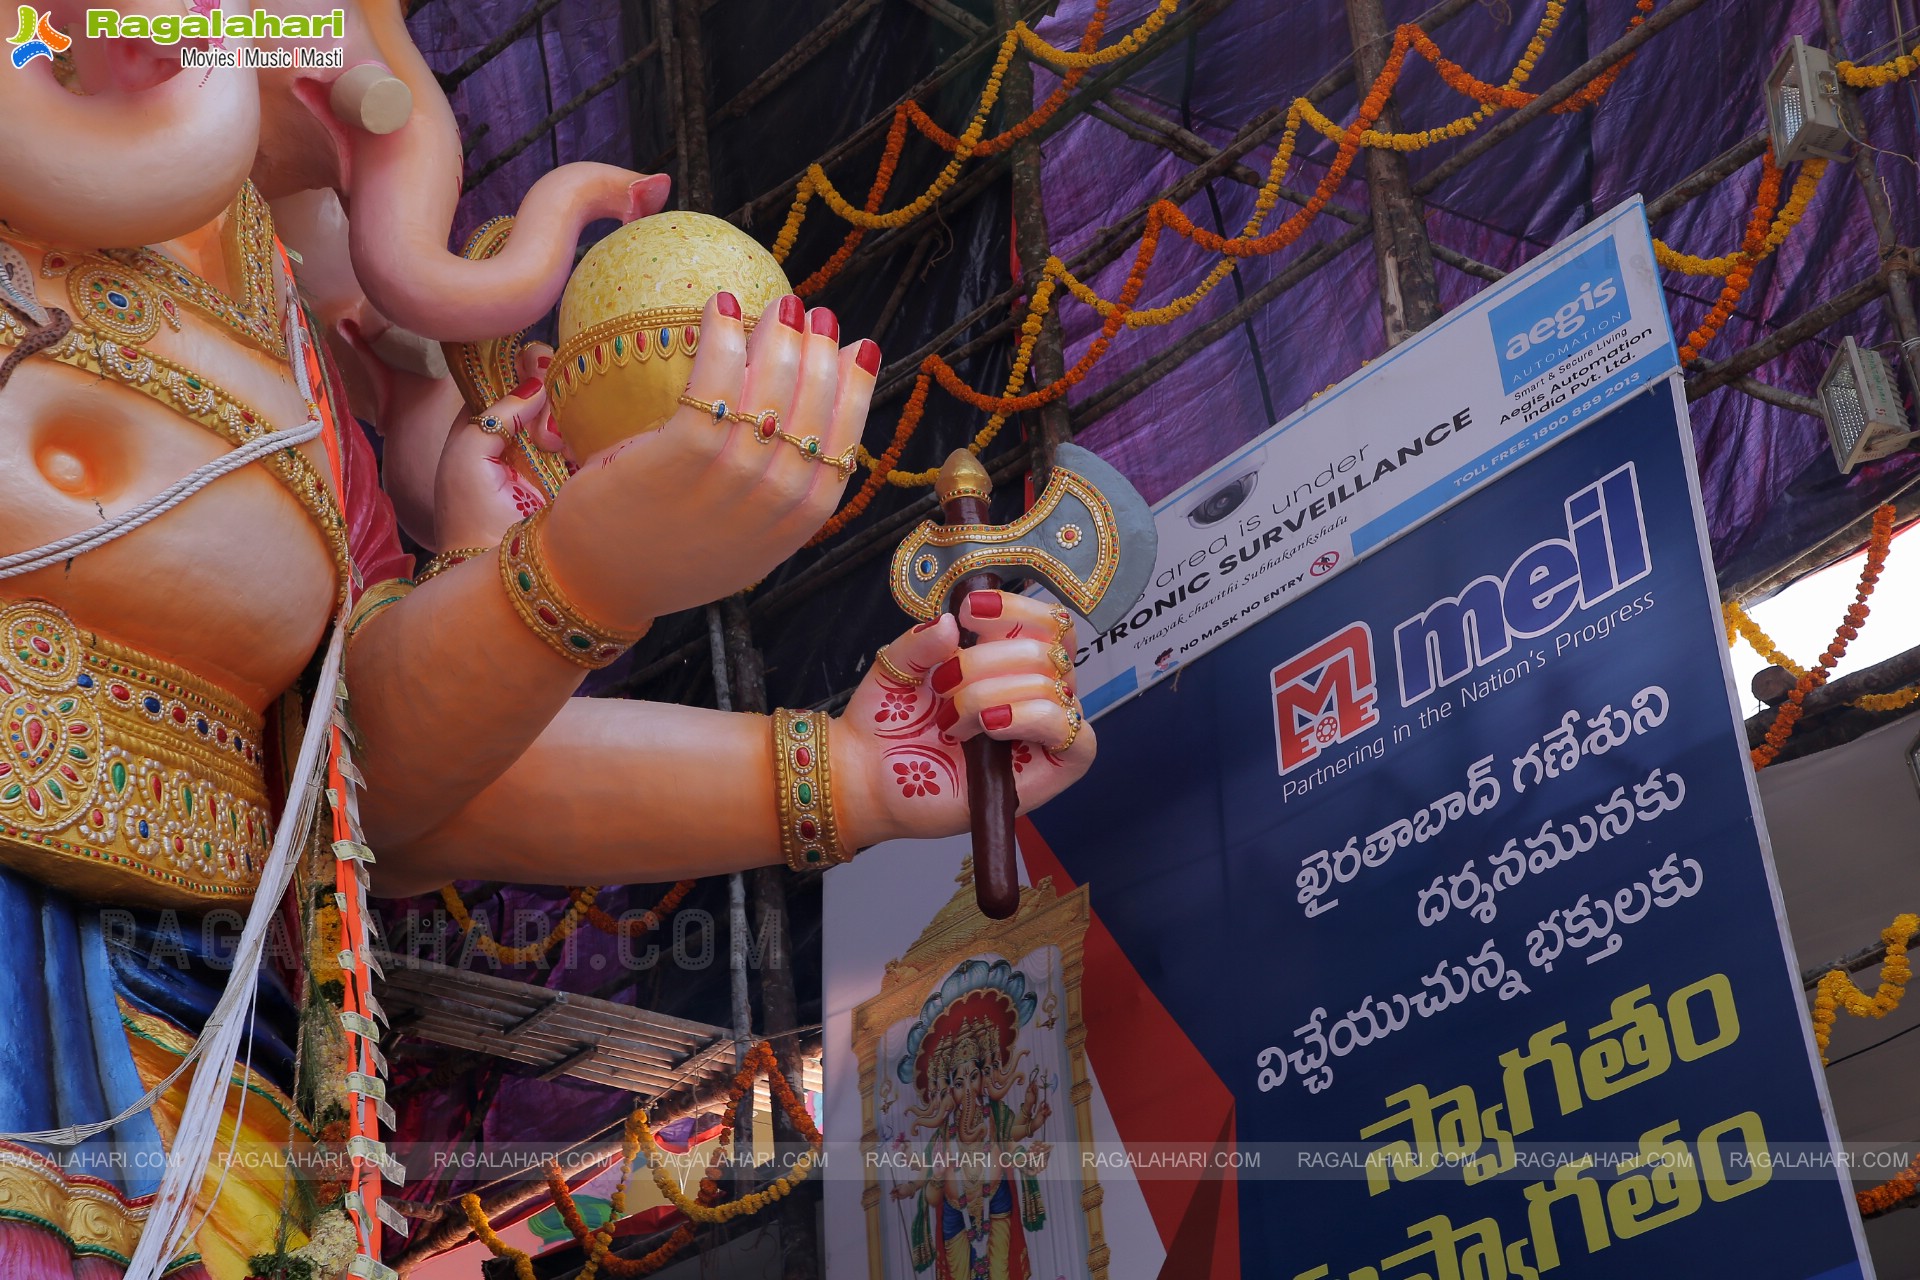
[0,599,270,908]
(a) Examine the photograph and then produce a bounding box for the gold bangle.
[498,510,644,668]
[416,546,493,585]
[873,644,923,687]
[772,709,852,871]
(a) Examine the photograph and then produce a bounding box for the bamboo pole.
[1346,0,1439,344]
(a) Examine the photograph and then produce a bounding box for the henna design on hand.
[884,744,958,798]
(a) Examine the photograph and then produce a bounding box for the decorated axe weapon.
[889,445,1157,918]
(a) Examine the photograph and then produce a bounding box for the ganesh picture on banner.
[852,873,1109,1280]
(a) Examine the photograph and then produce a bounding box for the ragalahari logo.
[9,6,70,66]
[1271,622,1379,775]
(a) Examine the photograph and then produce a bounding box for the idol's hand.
[432,342,560,552]
[833,590,1095,849]
[539,292,878,629]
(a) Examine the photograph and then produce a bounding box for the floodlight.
[1820,337,1913,474]
[1766,37,1849,163]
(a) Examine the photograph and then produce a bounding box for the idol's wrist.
[537,475,662,635]
[828,719,895,854]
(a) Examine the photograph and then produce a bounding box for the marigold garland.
[440,883,599,964]
[1655,157,1827,278]
[461,1192,538,1280]
[1675,151,1783,365]
[1752,505,1895,769]
[794,0,1850,547]
[582,880,698,942]
[633,1041,823,1224]
[800,2,1673,537]
[1837,44,1920,88]
[438,880,695,964]
[1722,600,1807,679]
[530,1041,822,1277]
[1811,912,1917,1065]
[1858,1151,1920,1216]
[790,0,1115,300]
[1726,596,1920,713]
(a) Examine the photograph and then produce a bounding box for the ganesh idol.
[0,4,1098,1279]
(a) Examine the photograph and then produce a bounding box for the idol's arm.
[358,593,1094,897]
[346,288,878,845]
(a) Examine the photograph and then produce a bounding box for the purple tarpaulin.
[1032,0,1920,585]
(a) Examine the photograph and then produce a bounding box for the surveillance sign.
[1072,197,1679,720]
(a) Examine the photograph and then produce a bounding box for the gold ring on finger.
[678,392,736,423]
[1049,642,1072,677]
[874,644,923,687]
[1048,701,1083,758]
[474,412,514,437]
[774,430,856,476]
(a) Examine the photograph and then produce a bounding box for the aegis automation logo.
[1271,623,1379,775]
[1487,239,1629,393]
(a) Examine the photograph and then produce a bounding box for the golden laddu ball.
[548,212,790,460]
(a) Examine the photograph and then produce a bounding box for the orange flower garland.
[1676,151,1783,365]
[534,1041,822,1274]
[631,1041,822,1225]
[582,879,698,943]
[795,0,1840,548]
[905,0,1113,157]
[436,880,696,965]
[1858,1152,1920,1216]
[808,6,1417,541]
[803,3,1674,538]
[1751,504,1895,769]
[440,884,599,964]
[792,109,913,299]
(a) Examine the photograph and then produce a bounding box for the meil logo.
[1272,622,1379,775]
[9,6,69,66]
[1393,463,1650,706]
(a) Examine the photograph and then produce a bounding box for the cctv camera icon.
[1185,464,1261,528]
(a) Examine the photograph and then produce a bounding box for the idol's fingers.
[811,338,879,499]
[957,590,1080,657]
[928,639,1058,693]
[725,294,808,481]
[939,672,1060,738]
[648,291,748,467]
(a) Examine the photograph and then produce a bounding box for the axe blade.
[888,444,1158,634]
[1051,444,1157,634]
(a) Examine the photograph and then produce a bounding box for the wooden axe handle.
[941,487,1020,919]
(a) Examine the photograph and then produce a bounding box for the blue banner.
[1029,379,1870,1277]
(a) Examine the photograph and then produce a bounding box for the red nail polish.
[932,657,963,695]
[715,292,741,320]
[535,353,552,370]
[968,590,1003,619]
[855,339,882,375]
[511,376,542,398]
[912,619,938,633]
[935,701,959,732]
[778,295,805,331]
[809,308,839,341]
[981,705,1013,732]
